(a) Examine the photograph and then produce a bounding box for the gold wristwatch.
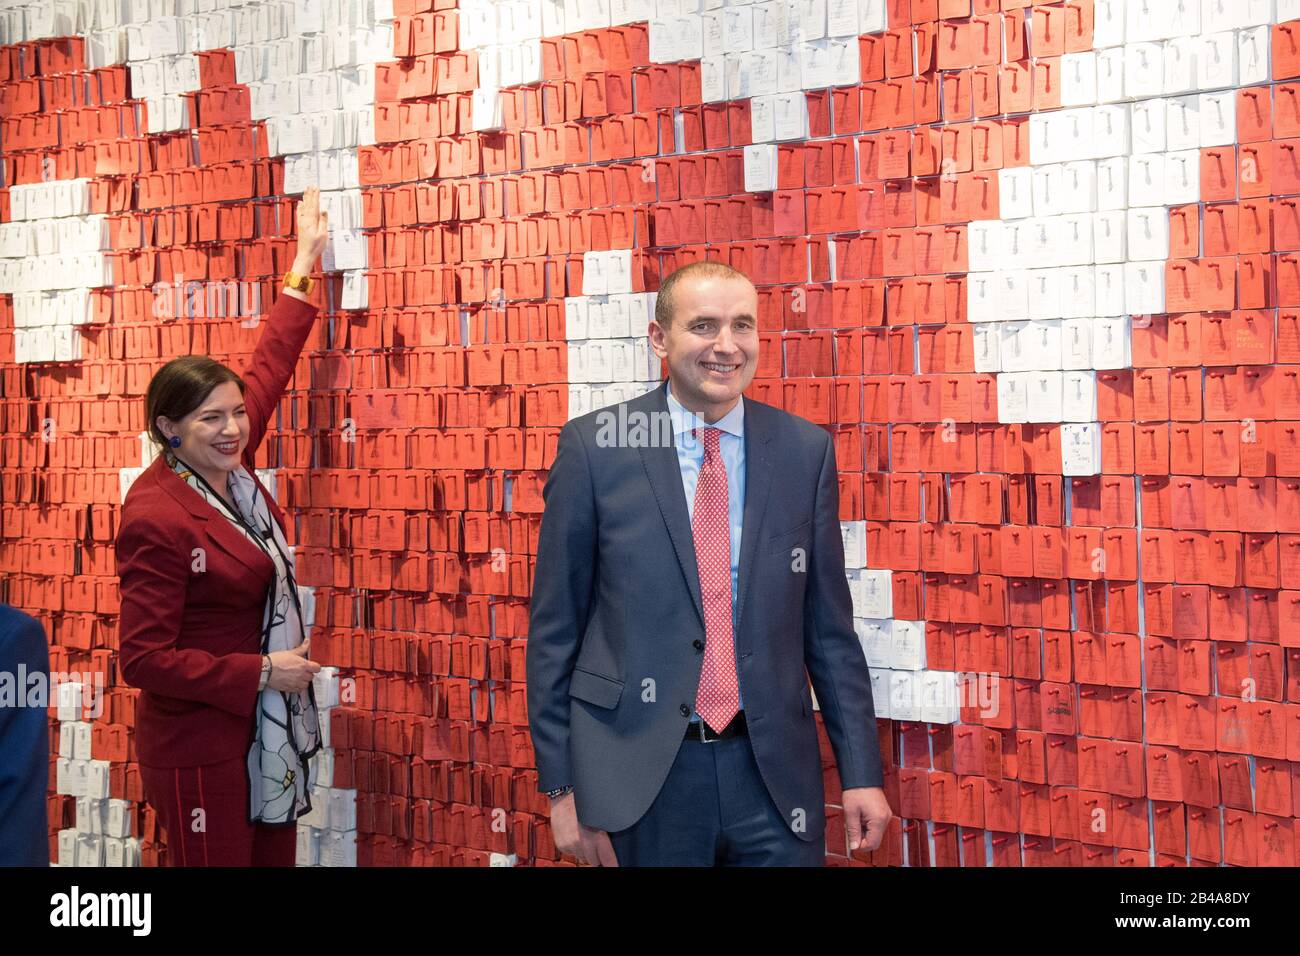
[283,270,313,294]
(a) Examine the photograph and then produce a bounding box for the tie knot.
[694,426,722,456]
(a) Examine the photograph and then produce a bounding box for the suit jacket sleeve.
[526,420,598,793]
[803,432,885,790]
[116,514,262,716]
[0,610,50,865]
[239,290,319,465]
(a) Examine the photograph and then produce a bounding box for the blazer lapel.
[155,459,272,577]
[734,400,774,638]
[202,512,273,578]
[637,382,705,629]
[635,380,776,638]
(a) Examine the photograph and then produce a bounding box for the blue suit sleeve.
[526,421,598,793]
[802,434,885,790]
[0,609,51,865]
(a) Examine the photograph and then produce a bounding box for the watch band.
[283,270,313,294]
[545,785,573,799]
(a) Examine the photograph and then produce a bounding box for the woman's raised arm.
[239,186,331,462]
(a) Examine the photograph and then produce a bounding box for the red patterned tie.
[691,426,740,732]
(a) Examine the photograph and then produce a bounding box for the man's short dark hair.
[654,260,753,329]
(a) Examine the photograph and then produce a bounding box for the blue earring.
[169,436,181,448]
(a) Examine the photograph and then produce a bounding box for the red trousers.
[140,755,296,867]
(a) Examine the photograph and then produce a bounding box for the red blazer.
[116,292,319,768]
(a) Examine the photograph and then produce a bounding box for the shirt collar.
[665,377,745,442]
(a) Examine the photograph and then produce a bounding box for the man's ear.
[647,320,669,358]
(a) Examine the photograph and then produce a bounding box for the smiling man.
[527,260,892,866]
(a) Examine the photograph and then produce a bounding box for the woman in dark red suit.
[116,187,330,866]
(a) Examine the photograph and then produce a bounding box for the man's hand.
[842,786,892,853]
[549,791,619,866]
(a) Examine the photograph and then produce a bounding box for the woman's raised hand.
[293,185,329,272]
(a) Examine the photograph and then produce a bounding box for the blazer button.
[693,639,704,651]
[679,704,691,717]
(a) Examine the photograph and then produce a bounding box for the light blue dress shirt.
[664,378,746,724]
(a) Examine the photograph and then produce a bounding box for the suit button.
[679,704,690,717]
[693,639,704,651]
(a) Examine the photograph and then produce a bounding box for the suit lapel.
[202,511,273,577]
[637,382,705,628]
[155,458,272,577]
[734,402,774,638]
[635,380,775,638]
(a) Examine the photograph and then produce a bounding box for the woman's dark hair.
[145,356,245,447]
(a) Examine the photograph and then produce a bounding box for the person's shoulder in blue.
[0,604,50,866]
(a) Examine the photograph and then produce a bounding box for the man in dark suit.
[0,604,50,866]
[527,260,892,866]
